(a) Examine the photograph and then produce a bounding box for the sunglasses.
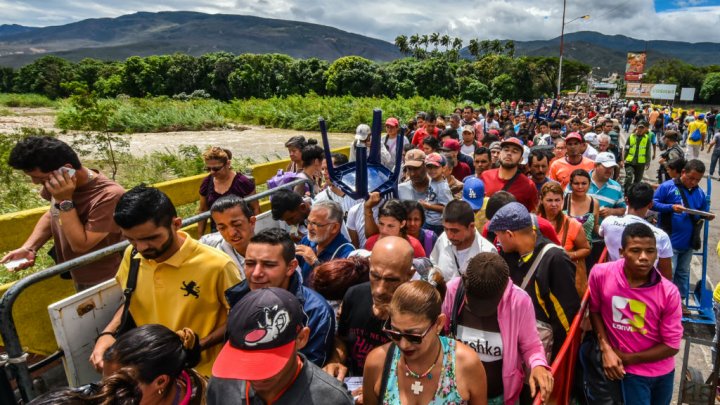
[205,165,224,172]
[382,319,434,344]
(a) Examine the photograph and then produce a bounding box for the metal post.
[0,179,314,401]
[557,0,567,98]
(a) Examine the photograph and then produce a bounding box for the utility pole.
[557,0,567,99]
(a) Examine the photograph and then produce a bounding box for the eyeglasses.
[205,165,224,172]
[307,221,335,228]
[382,319,434,344]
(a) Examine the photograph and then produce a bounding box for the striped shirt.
[564,171,626,222]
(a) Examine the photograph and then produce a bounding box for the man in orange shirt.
[548,132,596,189]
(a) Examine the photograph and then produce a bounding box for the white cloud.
[1,0,719,43]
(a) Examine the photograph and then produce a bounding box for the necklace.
[403,337,442,396]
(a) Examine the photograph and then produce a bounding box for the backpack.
[267,169,300,189]
[690,128,702,142]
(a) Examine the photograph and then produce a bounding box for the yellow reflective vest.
[625,134,649,164]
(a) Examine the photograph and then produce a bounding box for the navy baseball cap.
[212,288,307,380]
[488,202,532,232]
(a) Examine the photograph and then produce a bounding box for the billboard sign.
[625,83,677,100]
[625,52,647,81]
[593,82,617,90]
[680,87,695,101]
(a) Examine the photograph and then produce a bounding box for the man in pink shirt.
[587,222,682,405]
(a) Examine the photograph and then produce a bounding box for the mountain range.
[1,11,719,74]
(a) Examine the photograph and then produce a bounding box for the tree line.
[0,49,592,103]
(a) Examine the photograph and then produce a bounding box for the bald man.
[323,236,415,381]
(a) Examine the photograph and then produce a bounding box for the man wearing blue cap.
[462,177,487,231]
[489,202,580,359]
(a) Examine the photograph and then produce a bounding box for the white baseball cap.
[355,124,371,142]
[595,152,618,168]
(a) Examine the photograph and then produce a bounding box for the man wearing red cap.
[208,287,354,404]
[442,139,473,180]
[548,133,596,189]
[481,138,539,212]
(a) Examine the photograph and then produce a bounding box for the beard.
[139,232,175,259]
[500,160,518,169]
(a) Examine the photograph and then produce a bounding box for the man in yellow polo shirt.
[90,186,242,377]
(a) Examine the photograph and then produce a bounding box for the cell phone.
[60,167,76,176]
[4,258,30,270]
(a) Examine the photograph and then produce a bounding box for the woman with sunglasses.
[363,280,487,405]
[198,147,259,236]
[442,252,552,405]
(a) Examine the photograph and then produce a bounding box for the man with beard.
[481,137,539,212]
[89,186,242,377]
[323,236,415,380]
[295,201,354,283]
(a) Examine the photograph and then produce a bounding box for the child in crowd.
[423,152,453,235]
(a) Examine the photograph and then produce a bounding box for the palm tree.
[420,34,429,52]
[479,40,491,57]
[490,39,503,55]
[409,34,420,58]
[452,37,463,51]
[430,32,440,51]
[440,35,450,52]
[504,40,516,58]
[394,35,410,56]
[468,39,480,60]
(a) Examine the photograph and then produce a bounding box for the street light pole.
[557,0,567,98]
[557,11,589,98]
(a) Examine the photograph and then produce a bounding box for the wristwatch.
[54,200,75,212]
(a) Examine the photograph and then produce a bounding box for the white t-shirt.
[599,214,674,262]
[457,325,503,363]
[460,143,476,157]
[312,188,362,215]
[346,203,379,249]
[583,144,599,161]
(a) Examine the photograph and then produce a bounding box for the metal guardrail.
[0,178,315,402]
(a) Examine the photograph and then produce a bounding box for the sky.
[2,0,720,43]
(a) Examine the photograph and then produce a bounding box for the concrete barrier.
[0,145,349,354]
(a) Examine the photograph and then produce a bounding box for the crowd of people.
[1,97,718,405]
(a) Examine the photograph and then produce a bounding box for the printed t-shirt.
[337,282,390,376]
[115,232,242,377]
[457,307,503,398]
[398,180,452,226]
[599,214,673,262]
[588,259,682,377]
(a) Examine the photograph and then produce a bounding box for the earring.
[158,389,163,396]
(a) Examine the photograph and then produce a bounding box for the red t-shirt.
[365,234,427,258]
[411,127,440,145]
[480,168,539,213]
[452,162,472,181]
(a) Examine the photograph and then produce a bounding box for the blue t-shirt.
[653,179,708,250]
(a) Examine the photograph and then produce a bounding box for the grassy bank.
[221,94,457,132]
[56,97,227,133]
[55,94,458,133]
[0,93,56,108]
